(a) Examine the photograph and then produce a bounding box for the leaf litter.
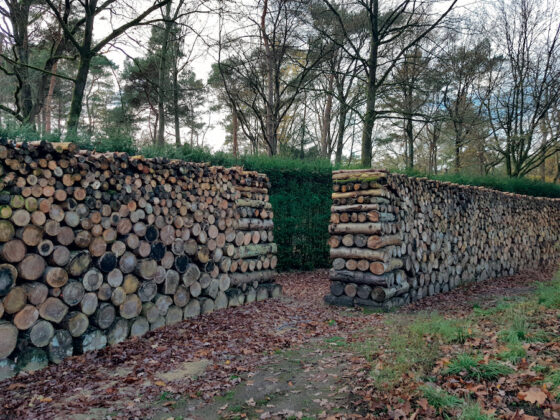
[0,268,559,419]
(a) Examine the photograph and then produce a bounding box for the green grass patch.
[410,313,473,344]
[324,336,346,346]
[498,313,530,344]
[497,304,551,345]
[545,370,560,398]
[498,343,527,364]
[533,364,550,374]
[229,404,243,413]
[445,354,513,381]
[353,319,441,390]
[458,402,496,420]
[419,385,496,419]
[158,391,173,401]
[472,301,513,317]
[420,384,463,414]
[536,276,560,309]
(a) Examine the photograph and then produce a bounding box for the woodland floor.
[1,269,560,420]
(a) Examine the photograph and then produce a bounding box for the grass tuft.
[353,320,441,390]
[445,354,513,381]
[536,276,560,309]
[498,313,529,343]
[498,343,527,364]
[324,336,346,346]
[459,402,496,420]
[472,301,512,317]
[545,370,560,398]
[410,313,472,344]
[420,384,463,413]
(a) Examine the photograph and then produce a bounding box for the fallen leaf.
[7,383,27,391]
[518,387,547,405]
[417,398,429,411]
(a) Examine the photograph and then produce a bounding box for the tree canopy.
[0,0,558,180]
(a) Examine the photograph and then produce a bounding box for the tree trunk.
[320,74,334,157]
[555,152,560,184]
[44,48,59,134]
[405,114,414,170]
[66,54,92,138]
[261,0,276,156]
[156,2,173,146]
[232,107,239,157]
[10,1,34,125]
[335,102,348,166]
[455,135,461,172]
[361,30,379,168]
[65,0,96,138]
[172,40,181,146]
[540,157,546,182]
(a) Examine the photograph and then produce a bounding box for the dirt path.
[0,269,556,419]
[152,341,358,420]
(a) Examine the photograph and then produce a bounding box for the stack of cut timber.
[230,170,280,306]
[386,174,560,302]
[326,169,560,311]
[0,140,279,378]
[325,169,408,310]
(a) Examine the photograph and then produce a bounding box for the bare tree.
[384,45,432,169]
[0,1,73,126]
[215,0,328,155]
[440,36,499,171]
[320,0,457,167]
[486,0,560,177]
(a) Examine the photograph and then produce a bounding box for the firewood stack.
[0,140,279,378]
[325,169,560,311]
[325,169,407,310]
[231,170,280,306]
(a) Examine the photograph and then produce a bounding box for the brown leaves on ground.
[0,270,364,419]
[518,387,548,405]
[349,268,560,420]
[0,268,559,419]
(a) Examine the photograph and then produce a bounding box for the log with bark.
[327,168,560,310]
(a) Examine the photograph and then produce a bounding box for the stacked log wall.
[326,171,560,310]
[0,140,279,378]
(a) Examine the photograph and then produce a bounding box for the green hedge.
[402,171,560,198]
[140,145,333,271]
[257,161,331,271]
